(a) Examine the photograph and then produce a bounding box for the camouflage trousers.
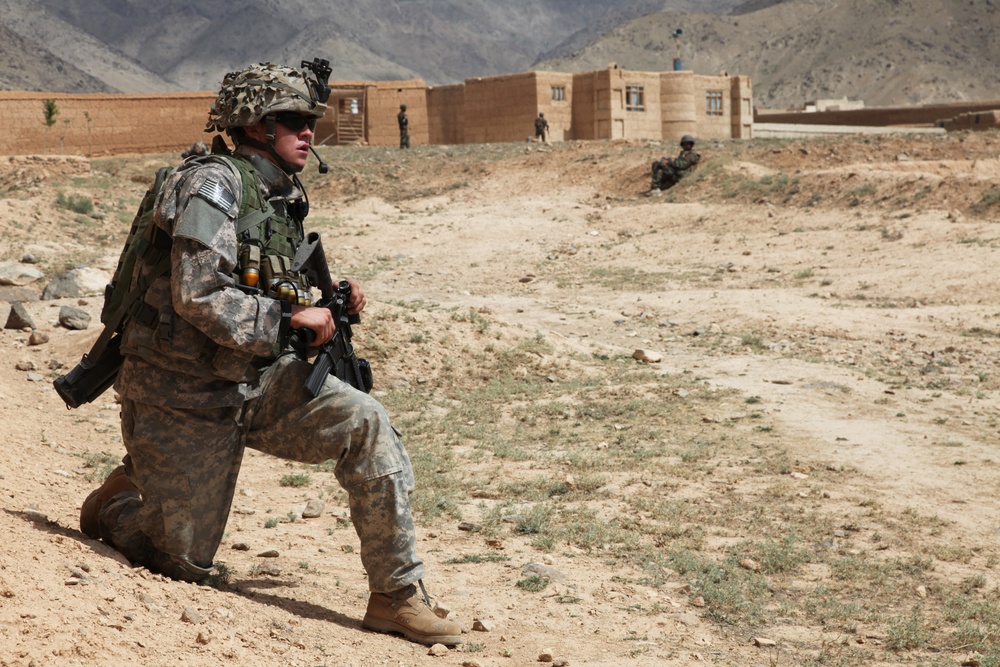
[101,352,424,591]
[651,161,679,190]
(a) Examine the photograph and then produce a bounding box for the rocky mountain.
[536,0,1000,109]
[7,0,738,92]
[1,0,997,110]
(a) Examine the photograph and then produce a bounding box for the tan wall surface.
[942,109,1000,131]
[755,101,1000,127]
[660,71,697,141]
[612,70,662,140]
[691,75,735,140]
[427,85,465,145]
[366,80,428,147]
[464,73,540,144]
[0,91,215,156]
[534,72,574,142]
[570,72,600,140]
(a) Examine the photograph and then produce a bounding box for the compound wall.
[0,67,755,157]
[427,84,465,145]
[756,101,1000,128]
[0,91,215,156]
[365,80,428,147]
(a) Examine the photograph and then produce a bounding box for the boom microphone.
[309,146,329,174]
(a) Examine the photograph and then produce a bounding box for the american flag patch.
[195,179,236,213]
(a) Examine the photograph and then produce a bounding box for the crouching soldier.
[78,60,464,647]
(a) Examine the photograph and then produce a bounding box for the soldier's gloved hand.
[343,277,367,315]
[291,305,335,346]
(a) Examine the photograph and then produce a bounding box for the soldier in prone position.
[78,61,463,647]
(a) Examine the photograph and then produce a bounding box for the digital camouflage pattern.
[206,62,326,132]
[104,145,424,592]
[651,147,701,190]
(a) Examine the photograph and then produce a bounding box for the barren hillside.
[536,0,1000,109]
[2,130,1000,666]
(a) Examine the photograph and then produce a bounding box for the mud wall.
[756,101,1000,128]
[427,84,465,145]
[464,73,541,144]
[534,72,575,142]
[0,91,215,157]
[365,80,428,147]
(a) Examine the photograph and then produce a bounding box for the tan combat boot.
[80,466,139,539]
[362,583,463,646]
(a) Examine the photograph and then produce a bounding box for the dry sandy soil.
[1,130,1000,667]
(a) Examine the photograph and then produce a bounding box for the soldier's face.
[272,116,314,171]
[245,115,314,172]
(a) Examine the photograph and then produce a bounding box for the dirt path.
[1,134,999,666]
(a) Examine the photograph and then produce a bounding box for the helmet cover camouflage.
[680,134,696,146]
[206,62,327,132]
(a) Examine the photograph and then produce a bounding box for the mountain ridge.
[1,0,997,110]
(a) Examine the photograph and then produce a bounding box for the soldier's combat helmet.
[680,134,696,146]
[206,62,327,132]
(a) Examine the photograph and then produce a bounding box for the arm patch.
[194,179,237,214]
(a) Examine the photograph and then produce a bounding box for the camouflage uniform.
[397,105,410,149]
[100,141,423,592]
[651,137,701,191]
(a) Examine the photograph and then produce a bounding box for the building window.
[706,91,724,116]
[626,85,645,111]
[551,86,566,102]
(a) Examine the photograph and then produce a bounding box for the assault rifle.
[290,232,373,397]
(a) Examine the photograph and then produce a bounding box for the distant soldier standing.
[398,104,410,149]
[534,112,549,142]
[649,134,701,194]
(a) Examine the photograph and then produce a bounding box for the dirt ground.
[1,130,1000,667]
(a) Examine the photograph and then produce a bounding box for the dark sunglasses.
[273,114,317,132]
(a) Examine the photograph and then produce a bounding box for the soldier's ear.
[244,122,267,142]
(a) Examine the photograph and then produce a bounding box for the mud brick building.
[0,65,752,156]
[316,65,753,148]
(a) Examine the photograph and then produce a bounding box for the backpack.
[54,153,265,409]
[100,165,175,326]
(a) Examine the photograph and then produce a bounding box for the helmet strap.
[237,116,302,175]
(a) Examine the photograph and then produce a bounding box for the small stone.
[58,305,91,330]
[181,608,203,624]
[472,618,494,632]
[302,498,325,518]
[538,648,554,662]
[5,302,34,330]
[915,585,927,598]
[433,603,451,619]
[523,563,566,582]
[631,349,662,363]
[231,542,250,551]
[15,360,36,372]
[27,330,49,345]
[462,661,483,667]
[739,558,761,573]
[195,631,213,645]
[428,643,449,656]
[458,522,482,532]
[754,637,777,647]
[257,562,281,576]
[257,549,279,558]
[553,660,570,667]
